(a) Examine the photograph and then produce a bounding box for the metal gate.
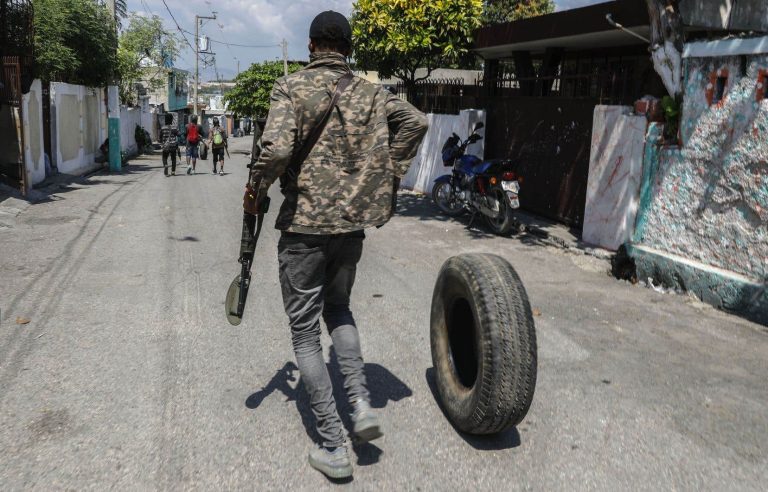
[1,55,26,194]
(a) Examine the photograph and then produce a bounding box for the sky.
[128,0,604,81]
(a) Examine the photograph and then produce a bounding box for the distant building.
[141,67,190,113]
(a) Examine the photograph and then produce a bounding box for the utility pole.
[281,39,288,76]
[194,13,217,116]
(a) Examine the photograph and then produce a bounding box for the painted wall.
[400,109,485,194]
[22,79,45,186]
[635,53,768,282]
[50,83,106,176]
[583,106,647,250]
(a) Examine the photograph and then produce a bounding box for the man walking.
[243,11,427,479]
[159,113,179,176]
[208,117,228,175]
[185,115,203,174]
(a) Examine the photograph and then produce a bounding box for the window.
[706,68,729,106]
[713,76,727,104]
[758,69,768,102]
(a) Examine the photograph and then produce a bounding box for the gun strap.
[285,72,354,182]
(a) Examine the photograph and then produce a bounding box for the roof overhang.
[474,0,649,59]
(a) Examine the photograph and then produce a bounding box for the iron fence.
[395,77,482,115]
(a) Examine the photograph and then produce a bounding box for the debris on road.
[16,317,31,325]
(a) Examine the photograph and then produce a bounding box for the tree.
[351,0,483,96]
[645,0,683,98]
[33,0,118,86]
[482,0,554,24]
[117,13,179,104]
[224,61,303,118]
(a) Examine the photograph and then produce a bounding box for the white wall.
[50,82,106,176]
[22,79,46,187]
[400,109,486,193]
[582,106,647,251]
[120,106,142,156]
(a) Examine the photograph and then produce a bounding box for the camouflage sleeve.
[249,78,297,200]
[385,93,429,177]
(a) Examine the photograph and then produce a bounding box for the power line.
[179,27,279,48]
[159,0,196,55]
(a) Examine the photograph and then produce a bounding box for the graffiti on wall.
[638,53,768,280]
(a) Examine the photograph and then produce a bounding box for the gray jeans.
[277,230,369,448]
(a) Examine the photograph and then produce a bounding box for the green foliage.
[117,14,179,104]
[33,0,118,86]
[224,61,303,118]
[661,95,681,142]
[482,0,555,24]
[351,0,484,88]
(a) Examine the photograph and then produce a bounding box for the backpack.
[162,126,178,152]
[213,127,223,146]
[186,123,199,144]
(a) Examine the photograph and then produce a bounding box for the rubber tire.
[485,188,516,236]
[432,181,464,217]
[430,254,537,434]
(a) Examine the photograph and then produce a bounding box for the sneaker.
[351,399,382,442]
[186,166,191,175]
[212,168,217,174]
[308,445,352,479]
[219,170,224,176]
[171,171,175,176]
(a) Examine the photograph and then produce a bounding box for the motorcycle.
[431,122,523,235]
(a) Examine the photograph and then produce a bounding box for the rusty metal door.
[483,97,597,228]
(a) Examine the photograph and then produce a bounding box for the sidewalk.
[514,209,615,260]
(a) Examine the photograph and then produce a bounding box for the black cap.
[309,11,352,45]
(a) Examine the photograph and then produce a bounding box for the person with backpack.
[159,114,180,176]
[208,117,228,175]
[185,115,203,174]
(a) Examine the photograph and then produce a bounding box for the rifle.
[225,197,269,325]
[225,138,268,325]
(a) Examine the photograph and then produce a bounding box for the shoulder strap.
[292,72,354,170]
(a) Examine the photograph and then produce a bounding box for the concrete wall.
[50,82,106,176]
[637,54,768,281]
[583,106,647,250]
[400,109,485,194]
[120,106,142,156]
[679,0,768,32]
[629,42,768,323]
[21,79,45,187]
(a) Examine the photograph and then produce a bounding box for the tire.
[430,254,537,434]
[432,181,464,217]
[485,187,516,235]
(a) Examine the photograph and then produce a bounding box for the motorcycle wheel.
[430,253,537,434]
[485,188,516,235]
[432,181,464,217]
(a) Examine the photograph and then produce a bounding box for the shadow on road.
[424,368,521,451]
[395,193,498,240]
[245,352,413,469]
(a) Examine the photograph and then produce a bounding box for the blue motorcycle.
[432,122,522,235]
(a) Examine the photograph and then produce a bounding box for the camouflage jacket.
[249,52,428,234]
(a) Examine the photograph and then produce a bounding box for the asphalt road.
[1,137,766,490]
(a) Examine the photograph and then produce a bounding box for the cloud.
[131,0,605,77]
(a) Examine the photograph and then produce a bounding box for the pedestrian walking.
[185,115,203,174]
[243,10,428,479]
[159,114,179,176]
[208,117,228,175]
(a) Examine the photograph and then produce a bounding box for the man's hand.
[243,184,259,215]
